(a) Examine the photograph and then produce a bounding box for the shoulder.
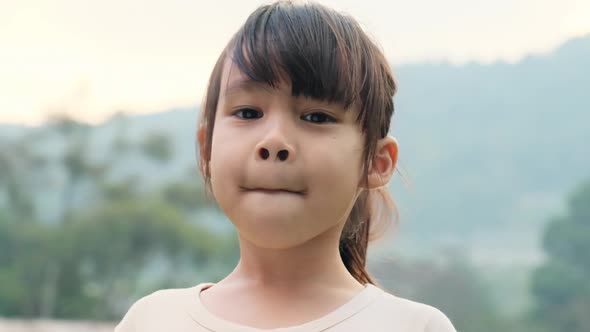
[114,284,204,332]
[124,286,194,312]
[422,305,456,332]
[370,287,457,332]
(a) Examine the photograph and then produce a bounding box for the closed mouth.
[240,187,306,195]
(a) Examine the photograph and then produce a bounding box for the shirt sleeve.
[424,307,457,332]
[114,297,146,332]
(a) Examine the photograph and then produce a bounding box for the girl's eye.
[233,108,262,119]
[302,112,336,124]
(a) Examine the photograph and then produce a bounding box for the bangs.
[229,1,365,111]
[199,0,398,206]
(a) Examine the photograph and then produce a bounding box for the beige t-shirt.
[115,282,457,332]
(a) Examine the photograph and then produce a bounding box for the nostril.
[278,150,288,161]
[259,148,269,159]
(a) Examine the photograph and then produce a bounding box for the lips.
[241,187,305,195]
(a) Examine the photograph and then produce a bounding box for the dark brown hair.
[197,0,399,286]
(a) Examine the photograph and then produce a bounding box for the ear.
[197,122,207,153]
[366,136,398,189]
[197,122,209,174]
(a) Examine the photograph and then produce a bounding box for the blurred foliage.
[370,178,590,331]
[528,179,590,332]
[141,132,173,163]
[51,198,233,320]
[0,140,44,221]
[0,115,236,321]
[0,211,51,316]
[161,180,210,212]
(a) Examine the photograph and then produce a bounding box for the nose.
[258,147,290,161]
[255,122,296,163]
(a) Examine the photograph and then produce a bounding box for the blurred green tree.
[161,179,209,212]
[53,198,233,320]
[0,139,46,221]
[0,211,57,316]
[47,114,106,224]
[529,179,590,331]
[0,116,238,321]
[141,132,173,163]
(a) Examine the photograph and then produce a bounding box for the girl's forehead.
[221,59,247,88]
[219,59,291,98]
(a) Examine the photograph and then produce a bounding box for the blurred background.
[1,0,589,331]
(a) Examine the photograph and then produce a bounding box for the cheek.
[311,132,363,185]
[304,133,364,222]
[208,125,244,200]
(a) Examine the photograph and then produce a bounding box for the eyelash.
[232,108,260,120]
[232,108,337,124]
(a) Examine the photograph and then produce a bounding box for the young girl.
[116,1,456,331]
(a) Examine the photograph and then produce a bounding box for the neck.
[219,223,363,292]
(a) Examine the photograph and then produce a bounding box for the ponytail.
[339,186,399,286]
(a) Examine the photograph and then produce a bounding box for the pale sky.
[1,0,589,125]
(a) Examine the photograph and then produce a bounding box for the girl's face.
[207,60,365,249]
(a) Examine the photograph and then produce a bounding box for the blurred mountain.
[1,34,588,265]
[388,33,590,262]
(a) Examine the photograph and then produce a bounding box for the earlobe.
[367,136,398,189]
